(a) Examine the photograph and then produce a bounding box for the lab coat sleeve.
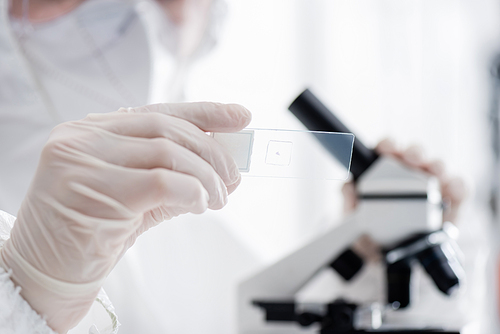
[0,210,120,334]
[0,267,58,334]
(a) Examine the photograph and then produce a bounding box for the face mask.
[8,0,86,23]
[11,0,141,66]
[7,0,157,117]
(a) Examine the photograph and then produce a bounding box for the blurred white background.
[182,0,500,331]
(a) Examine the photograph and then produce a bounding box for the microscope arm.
[238,212,364,334]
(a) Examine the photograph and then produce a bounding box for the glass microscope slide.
[211,128,354,180]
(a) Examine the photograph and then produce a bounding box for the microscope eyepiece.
[289,89,378,180]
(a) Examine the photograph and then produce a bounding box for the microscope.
[237,89,463,334]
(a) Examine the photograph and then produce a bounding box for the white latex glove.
[0,102,251,333]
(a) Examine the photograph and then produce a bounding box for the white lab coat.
[0,265,58,334]
[0,210,59,334]
[0,0,261,333]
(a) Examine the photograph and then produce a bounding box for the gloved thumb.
[122,102,252,132]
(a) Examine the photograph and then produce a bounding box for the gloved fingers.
[441,176,467,223]
[118,205,193,260]
[80,113,241,188]
[422,159,446,179]
[70,163,210,216]
[67,128,228,210]
[375,140,429,169]
[131,137,228,209]
[341,182,358,213]
[118,102,252,132]
[374,137,398,156]
[122,167,209,215]
[397,145,449,183]
[119,206,185,255]
[442,177,467,203]
[226,174,241,195]
[401,144,426,167]
[352,234,382,263]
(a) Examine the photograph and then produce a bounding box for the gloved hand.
[343,139,467,262]
[0,102,251,333]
